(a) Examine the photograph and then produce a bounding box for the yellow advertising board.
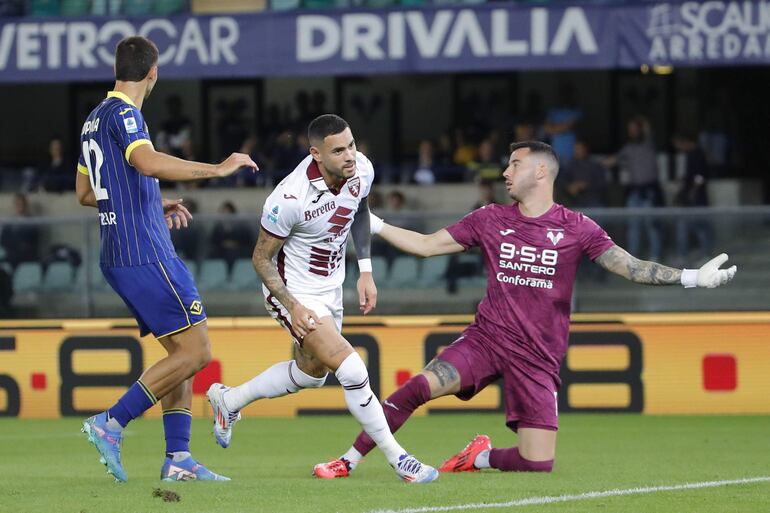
[1,313,769,418]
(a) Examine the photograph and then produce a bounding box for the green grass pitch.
[1,414,768,513]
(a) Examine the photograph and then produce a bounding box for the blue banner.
[0,1,768,82]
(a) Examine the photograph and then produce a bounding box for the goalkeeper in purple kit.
[314,141,736,478]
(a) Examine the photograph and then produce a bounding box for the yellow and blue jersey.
[78,91,176,268]
[78,91,204,338]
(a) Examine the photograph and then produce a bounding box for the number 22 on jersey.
[82,139,109,201]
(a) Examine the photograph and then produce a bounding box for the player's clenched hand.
[357,272,377,315]
[290,303,321,338]
[682,253,737,288]
[215,153,259,178]
[162,198,192,230]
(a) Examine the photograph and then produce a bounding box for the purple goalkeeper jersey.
[445,203,615,379]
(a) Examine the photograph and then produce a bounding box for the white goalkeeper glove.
[681,253,737,289]
[369,212,384,235]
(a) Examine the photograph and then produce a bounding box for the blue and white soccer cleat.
[206,383,241,448]
[160,455,230,481]
[394,454,439,483]
[82,411,127,482]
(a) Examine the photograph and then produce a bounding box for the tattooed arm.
[252,227,319,337]
[594,245,682,285]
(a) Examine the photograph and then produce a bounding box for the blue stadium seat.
[419,254,449,287]
[43,262,75,291]
[371,256,389,284]
[122,0,152,15]
[153,0,187,15]
[198,259,228,291]
[60,0,90,16]
[13,263,42,293]
[228,258,260,291]
[182,259,198,279]
[270,0,300,10]
[29,0,59,16]
[388,256,419,288]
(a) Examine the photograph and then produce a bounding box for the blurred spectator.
[472,181,497,210]
[606,116,663,261]
[468,139,503,182]
[698,112,730,178]
[238,135,269,187]
[413,140,436,185]
[216,98,249,160]
[368,190,383,210]
[0,194,40,269]
[209,201,254,272]
[452,128,477,168]
[171,199,201,261]
[544,82,581,165]
[380,191,419,271]
[270,129,305,185]
[40,136,74,193]
[156,95,194,160]
[558,140,608,208]
[446,182,496,294]
[673,133,713,262]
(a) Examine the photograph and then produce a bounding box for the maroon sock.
[352,374,431,456]
[489,447,553,472]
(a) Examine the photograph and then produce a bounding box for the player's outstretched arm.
[351,196,377,315]
[370,213,464,258]
[129,145,258,182]
[252,228,319,337]
[595,245,737,288]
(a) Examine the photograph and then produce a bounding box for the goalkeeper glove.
[681,253,737,288]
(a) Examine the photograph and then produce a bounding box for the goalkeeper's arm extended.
[594,245,737,287]
[368,213,464,258]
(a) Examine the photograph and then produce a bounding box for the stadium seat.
[13,263,42,293]
[371,256,389,283]
[198,259,229,291]
[270,0,300,10]
[122,0,152,15]
[182,259,198,279]
[419,254,449,287]
[60,0,90,16]
[153,0,187,15]
[43,262,75,291]
[387,256,419,288]
[228,258,260,291]
[29,0,59,16]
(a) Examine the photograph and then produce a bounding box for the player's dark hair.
[115,36,159,82]
[308,114,349,144]
[509,141,560,174]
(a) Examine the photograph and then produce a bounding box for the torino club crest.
[348,177,360,197]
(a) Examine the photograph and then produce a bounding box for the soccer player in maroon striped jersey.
[207,115,438,483]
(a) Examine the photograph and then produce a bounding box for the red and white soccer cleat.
[313,458,351,479]
[439,434,492,473]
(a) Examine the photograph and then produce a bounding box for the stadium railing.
[0,206,767,319]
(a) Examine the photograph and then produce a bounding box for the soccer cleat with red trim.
[439,434,492,473]
[313,458,351,479]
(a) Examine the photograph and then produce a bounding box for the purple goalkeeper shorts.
[436,323,559,432]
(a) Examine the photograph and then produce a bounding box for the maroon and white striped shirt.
[260,153,374,297]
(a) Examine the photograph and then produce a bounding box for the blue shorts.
[101,257,206,338]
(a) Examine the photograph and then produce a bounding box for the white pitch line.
[366,476,770,513]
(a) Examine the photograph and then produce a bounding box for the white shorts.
[264,287,344,345]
